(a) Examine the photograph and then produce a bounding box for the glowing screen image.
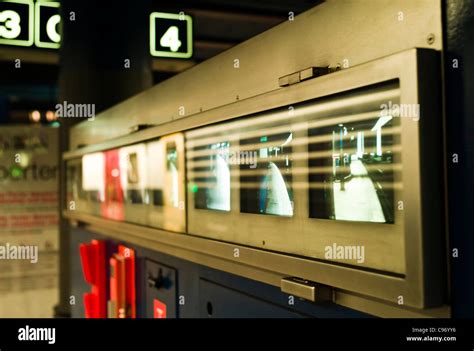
[194,142,231,211]
[240,132,293,216]
[166,143,179,208]
[146,140,165,206]
[102,149,124,220]
[127,152,139,184]
[146,138,183,210]
[119,145,147,205]
[309,116,396,223]
[125,151,143,203]
[82,152,105,203]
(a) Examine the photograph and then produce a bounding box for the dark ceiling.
[0,0,323,123]
[156,0,323,61]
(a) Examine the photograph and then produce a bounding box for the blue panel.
[70,227,372,318]
[199,279,306,318]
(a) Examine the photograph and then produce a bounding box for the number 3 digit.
[0,10,21,39]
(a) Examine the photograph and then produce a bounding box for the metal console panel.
[65,49,446,311]
[64,1,448,317]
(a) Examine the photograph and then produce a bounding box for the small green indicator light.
[10,165,23,178]
[260,136,268,142]
[190,184,198,193]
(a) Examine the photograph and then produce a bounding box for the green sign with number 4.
[149,12,193,59]
[0,3,193,60]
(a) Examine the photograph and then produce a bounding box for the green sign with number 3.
[0,3,193,59]
[0,0,33,47]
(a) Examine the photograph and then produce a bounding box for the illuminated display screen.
[126,151,142,204]
[127,153,139,184]
[240,132,293,216]
[103,149,124,220]
[119,145,147,205]
[309,116,395,223]
[82,152,105,203]
[194,141,231,212]
[166,142,179,208]
[146,138,183,209]
[146,140,164,206]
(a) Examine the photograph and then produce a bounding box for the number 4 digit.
[160,26,181,52]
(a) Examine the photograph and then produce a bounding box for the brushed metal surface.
[281,278,317,302]
[63,210,449,317]
[64,49,446,310]
[68,0,442,150]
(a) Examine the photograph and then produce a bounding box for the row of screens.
[68,137,183,216]
[189,116,396,223]
[69,111,398,224]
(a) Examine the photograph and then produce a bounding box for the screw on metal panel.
[427,33,435,45]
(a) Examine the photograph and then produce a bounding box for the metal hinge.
[278,66,339,87]
[280,277,333,302]
[129,124,154,133]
